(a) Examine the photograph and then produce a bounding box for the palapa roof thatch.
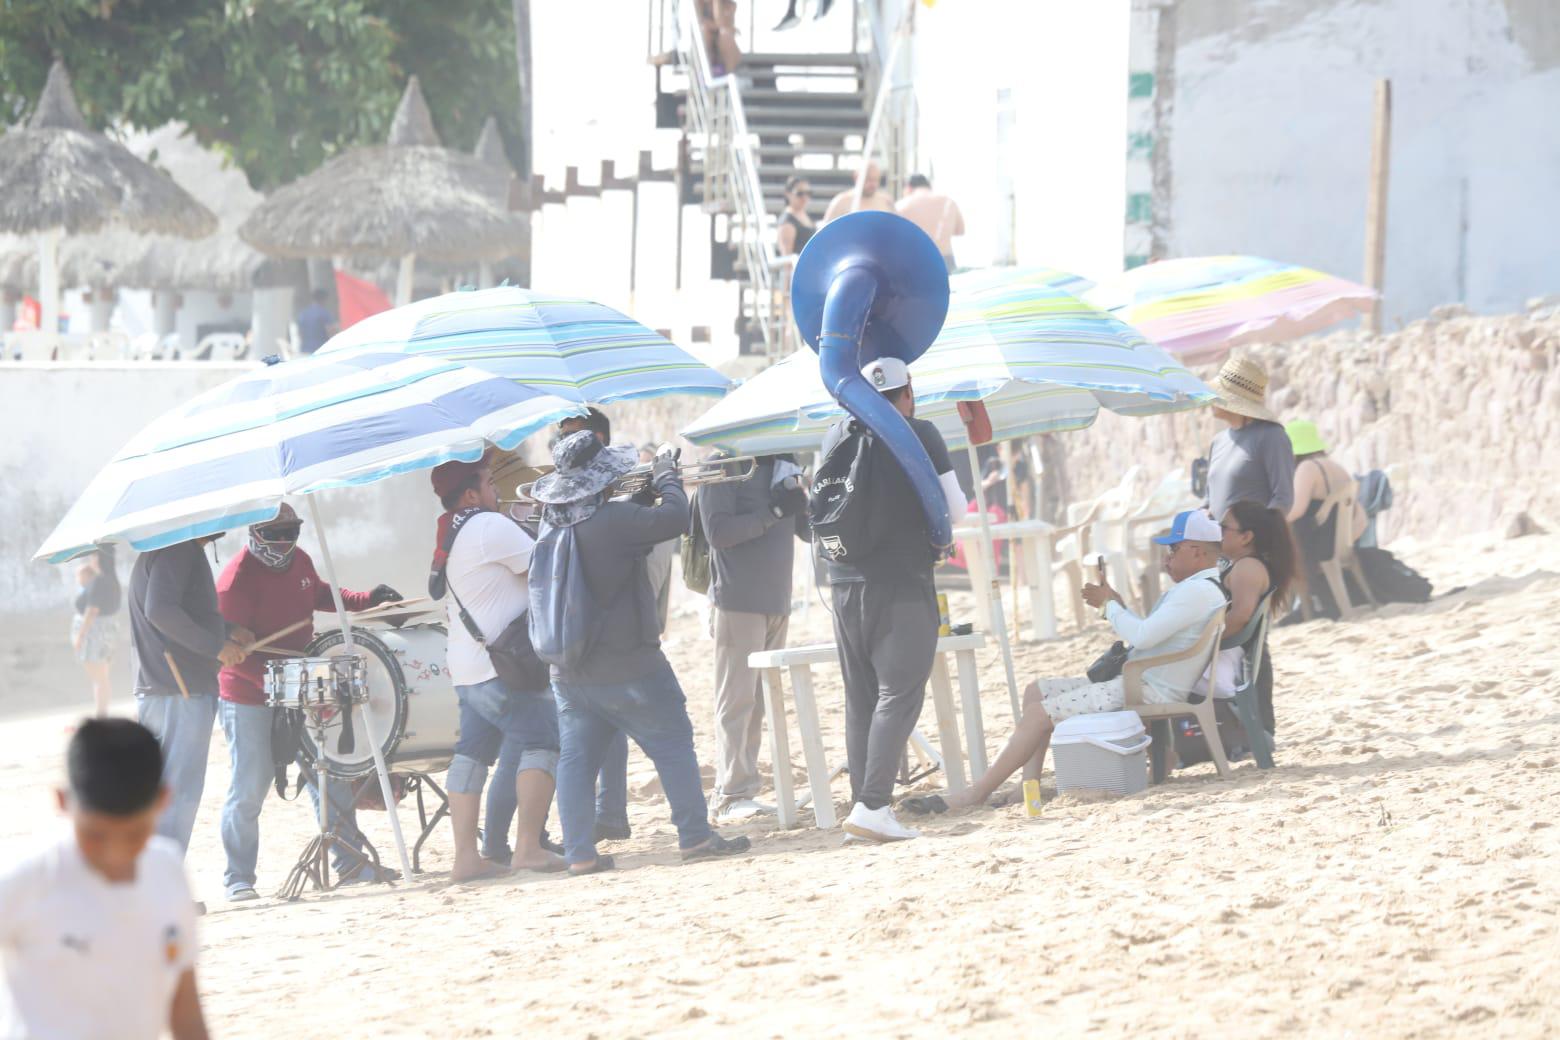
[0,124,306,293]
[239,78,528,264]
[0,61,215,238]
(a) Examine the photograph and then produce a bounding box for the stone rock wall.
[1044,308,1560,543]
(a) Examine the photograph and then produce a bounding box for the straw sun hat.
[1211,356,1278,423]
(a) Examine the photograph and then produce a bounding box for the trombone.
[510,455,758,504]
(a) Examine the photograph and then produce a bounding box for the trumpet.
[513,455,758,503]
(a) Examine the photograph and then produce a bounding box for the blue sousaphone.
[790,210,953,551]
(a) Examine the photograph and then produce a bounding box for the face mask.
[248,529,297,571]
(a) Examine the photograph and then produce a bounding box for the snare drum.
[264,654,369,712]
[300,624,460,778]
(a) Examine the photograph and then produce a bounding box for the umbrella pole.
[396,253,417,307]
[38,227,62,339]
[966,442,1022,721]
[305,496,416,882]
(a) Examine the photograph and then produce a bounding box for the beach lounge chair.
[1123,607,1230,783]
[1221,589,1275,770]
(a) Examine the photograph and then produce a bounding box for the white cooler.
[1051,711,1152,796]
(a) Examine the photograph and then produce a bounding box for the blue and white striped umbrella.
[682,277,1214,455]
[317,286,733,403]
[35,350,585,563]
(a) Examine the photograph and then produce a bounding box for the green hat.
[1285,420,1328,456]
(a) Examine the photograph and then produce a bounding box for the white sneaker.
[841,802,920,843]
[715,798,777,825]
[226,884,259,903]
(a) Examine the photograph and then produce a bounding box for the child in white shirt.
[0,718,209,1039]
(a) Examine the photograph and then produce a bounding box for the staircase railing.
[671,0,794,356]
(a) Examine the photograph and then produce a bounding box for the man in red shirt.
[215,504,400,901]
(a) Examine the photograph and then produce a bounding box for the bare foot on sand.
[513,850,567,873]
[450,859,510,883]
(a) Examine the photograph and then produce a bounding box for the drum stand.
[279,711,386,902]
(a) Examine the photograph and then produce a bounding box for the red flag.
[334,269,391,329]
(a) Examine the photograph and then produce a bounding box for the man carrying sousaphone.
[817,358,966,843]
[214,503,402,902]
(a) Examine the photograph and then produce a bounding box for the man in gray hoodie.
[128,536,250,854]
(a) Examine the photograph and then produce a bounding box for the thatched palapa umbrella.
[0,61,215,336]
[0,124,305,337]
[240,78,527,306]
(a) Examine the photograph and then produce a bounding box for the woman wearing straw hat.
[1205,357,1296,521]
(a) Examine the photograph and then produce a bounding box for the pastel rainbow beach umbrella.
[317,286,732,403]
[1087,255,1377,365]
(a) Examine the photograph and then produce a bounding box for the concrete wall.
[1156,0,1560,319]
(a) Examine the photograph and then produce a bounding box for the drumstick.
[163,652,192,700]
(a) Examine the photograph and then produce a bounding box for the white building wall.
[1159,0,1560,320]
[906,2,1130,282]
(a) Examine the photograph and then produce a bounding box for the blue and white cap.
[1152,509,1222,546]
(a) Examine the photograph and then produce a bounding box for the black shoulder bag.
[444,520,552,692]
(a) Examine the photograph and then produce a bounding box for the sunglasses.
[792,188,811,197]
[255,522,302,542]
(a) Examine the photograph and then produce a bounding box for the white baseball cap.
[1152,509,1222,545]
[860,357,910,393]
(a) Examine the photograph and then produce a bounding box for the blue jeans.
[220,700,367,891]
[138,692,217,855]
[448,678,560,797]
[481,729,626,861]
[553,659,712,865]
[595,731,630,831]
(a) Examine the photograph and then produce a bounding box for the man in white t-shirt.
[429,457,564,881]
[1,719,208,1040]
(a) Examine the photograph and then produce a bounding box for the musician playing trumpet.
[214,503,402,901]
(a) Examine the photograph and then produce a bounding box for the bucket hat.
[1284,419,1329,456]
[528,430,637,504]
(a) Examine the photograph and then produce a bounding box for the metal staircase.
[650,0,912,356]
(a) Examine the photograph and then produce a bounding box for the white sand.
[3,530,1557,1037]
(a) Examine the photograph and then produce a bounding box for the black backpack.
[807,422,879,565]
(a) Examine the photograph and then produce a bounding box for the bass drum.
[302,624,461,778]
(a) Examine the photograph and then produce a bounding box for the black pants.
[830,570,938,810]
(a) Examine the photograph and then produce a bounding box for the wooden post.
[1363,78,1392,334]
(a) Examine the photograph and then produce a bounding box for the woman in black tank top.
[777,175,816,256]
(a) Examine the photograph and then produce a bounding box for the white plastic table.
[749,632,988,830]
[953,517,1061,640]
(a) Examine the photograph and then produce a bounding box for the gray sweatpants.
[712,608,790,806]
[830,571,938,811]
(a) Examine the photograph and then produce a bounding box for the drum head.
[301,628,407,778]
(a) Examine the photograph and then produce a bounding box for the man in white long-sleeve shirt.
[903,510,1225,815]
[819,358,967,842]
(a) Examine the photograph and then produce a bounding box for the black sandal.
[901,795,950,816]
[568,854,615,877]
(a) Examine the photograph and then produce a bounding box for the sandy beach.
[0,527,1554,1038]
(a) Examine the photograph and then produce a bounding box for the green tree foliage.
[0,0,522,190]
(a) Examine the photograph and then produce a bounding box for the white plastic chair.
[1123,607,1230,782]
[1309,482,1376,619]
[1124,468,1198,607]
